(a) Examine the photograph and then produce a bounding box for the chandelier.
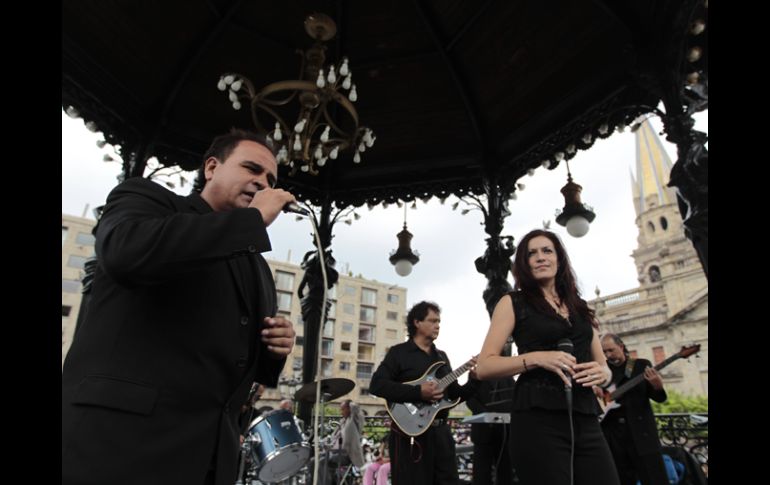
[217,13,375,176]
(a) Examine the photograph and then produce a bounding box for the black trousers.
[602,421,669,485]
[471,424,512,485]
[509,409,620,485]
[389,424,459,485]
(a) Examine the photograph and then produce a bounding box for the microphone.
[283,202,309,216]
[556,338,574,408]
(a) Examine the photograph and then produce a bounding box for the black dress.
[507,291,620,485]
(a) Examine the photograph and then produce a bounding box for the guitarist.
[599,333,669,485]
[370,301,477,485]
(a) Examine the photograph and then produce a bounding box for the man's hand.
[420,381,444,402]
[262,315,296,358]
[643,366,664,390]
[468,355,479,380]
[249,188,297,226]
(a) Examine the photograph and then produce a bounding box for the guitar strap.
[624,358,636,380]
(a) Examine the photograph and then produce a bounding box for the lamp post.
[555,160,595,237]
[389,206,420,276]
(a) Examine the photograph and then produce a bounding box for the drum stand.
[235,438,252,485]
[317,391,332,485]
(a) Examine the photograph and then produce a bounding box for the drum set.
[236,378,357,485]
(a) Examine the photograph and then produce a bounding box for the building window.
[295,336,304,346]
[275,271,295,291]
[328,301,336,318]
[648,266,661,283]
[360,387,370,396]
[277,291,292,312]
[386,329,397,340]
[62,305,72,317]
[674,260,685,269]
[341,342,352,351]
[358,343,374,361]
[344,285,356,296]
[386,311,398,321]
[659,217,668,230]
[356,363,374,379]
[343,303,355,315]
[387,293,399,304]
[321,359,333,377]
[360,306,376,324]
[339,361,351,371]
[67,254,87,270]
[361,288,377,306]
[323,320,335,338]
[359,325,375,343]
[322,338,334,357]
[652,346,665,365]
[75,232,96,246]
[342,322,354,333]
[62,226,68,246]
[647,221,655,234]
[62,279,81,293]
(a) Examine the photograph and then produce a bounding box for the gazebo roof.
[62,0,707,207]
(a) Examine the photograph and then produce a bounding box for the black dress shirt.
[369,339,473,419]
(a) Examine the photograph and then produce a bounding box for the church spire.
[632,119,676,216]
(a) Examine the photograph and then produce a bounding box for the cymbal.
[294,378,355,402]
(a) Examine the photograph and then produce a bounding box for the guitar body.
[387,361,461,436]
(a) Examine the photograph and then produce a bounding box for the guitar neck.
[437,359,475,390]
[611,354,681,400]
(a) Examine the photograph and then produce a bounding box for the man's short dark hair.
[192,128,277,192]
[406,301,441,338]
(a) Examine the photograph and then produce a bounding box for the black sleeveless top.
[509,291,601,415]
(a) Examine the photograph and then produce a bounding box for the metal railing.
[319,412,708,477]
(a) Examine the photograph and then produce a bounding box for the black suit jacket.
[62,178,286,485]
[605,358,667,455]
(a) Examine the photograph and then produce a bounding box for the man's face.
[415,309,441,340]
[201,140,278,212]
[602,338,626,366]
[341,402,350,417]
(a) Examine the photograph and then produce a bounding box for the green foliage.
[651,390,708,414]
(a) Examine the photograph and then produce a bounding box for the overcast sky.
[62,109,708,378]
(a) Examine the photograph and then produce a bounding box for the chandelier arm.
[251,103,287,134]
[321,108,349,142]
[305,101,328,148]
[255,80,319,105]
[328,90,360,126]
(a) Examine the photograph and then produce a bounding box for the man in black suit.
[599,333,669,485]
[62,129,298,485]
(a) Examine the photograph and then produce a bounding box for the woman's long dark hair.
[511,229,597,328]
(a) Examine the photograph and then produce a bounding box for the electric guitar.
[386,358,475,436]
[599,344,700,420]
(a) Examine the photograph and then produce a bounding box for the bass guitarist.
[370,301,477,485]
[599,333,669,485]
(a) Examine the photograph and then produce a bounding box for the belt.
[431,419,447,427]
